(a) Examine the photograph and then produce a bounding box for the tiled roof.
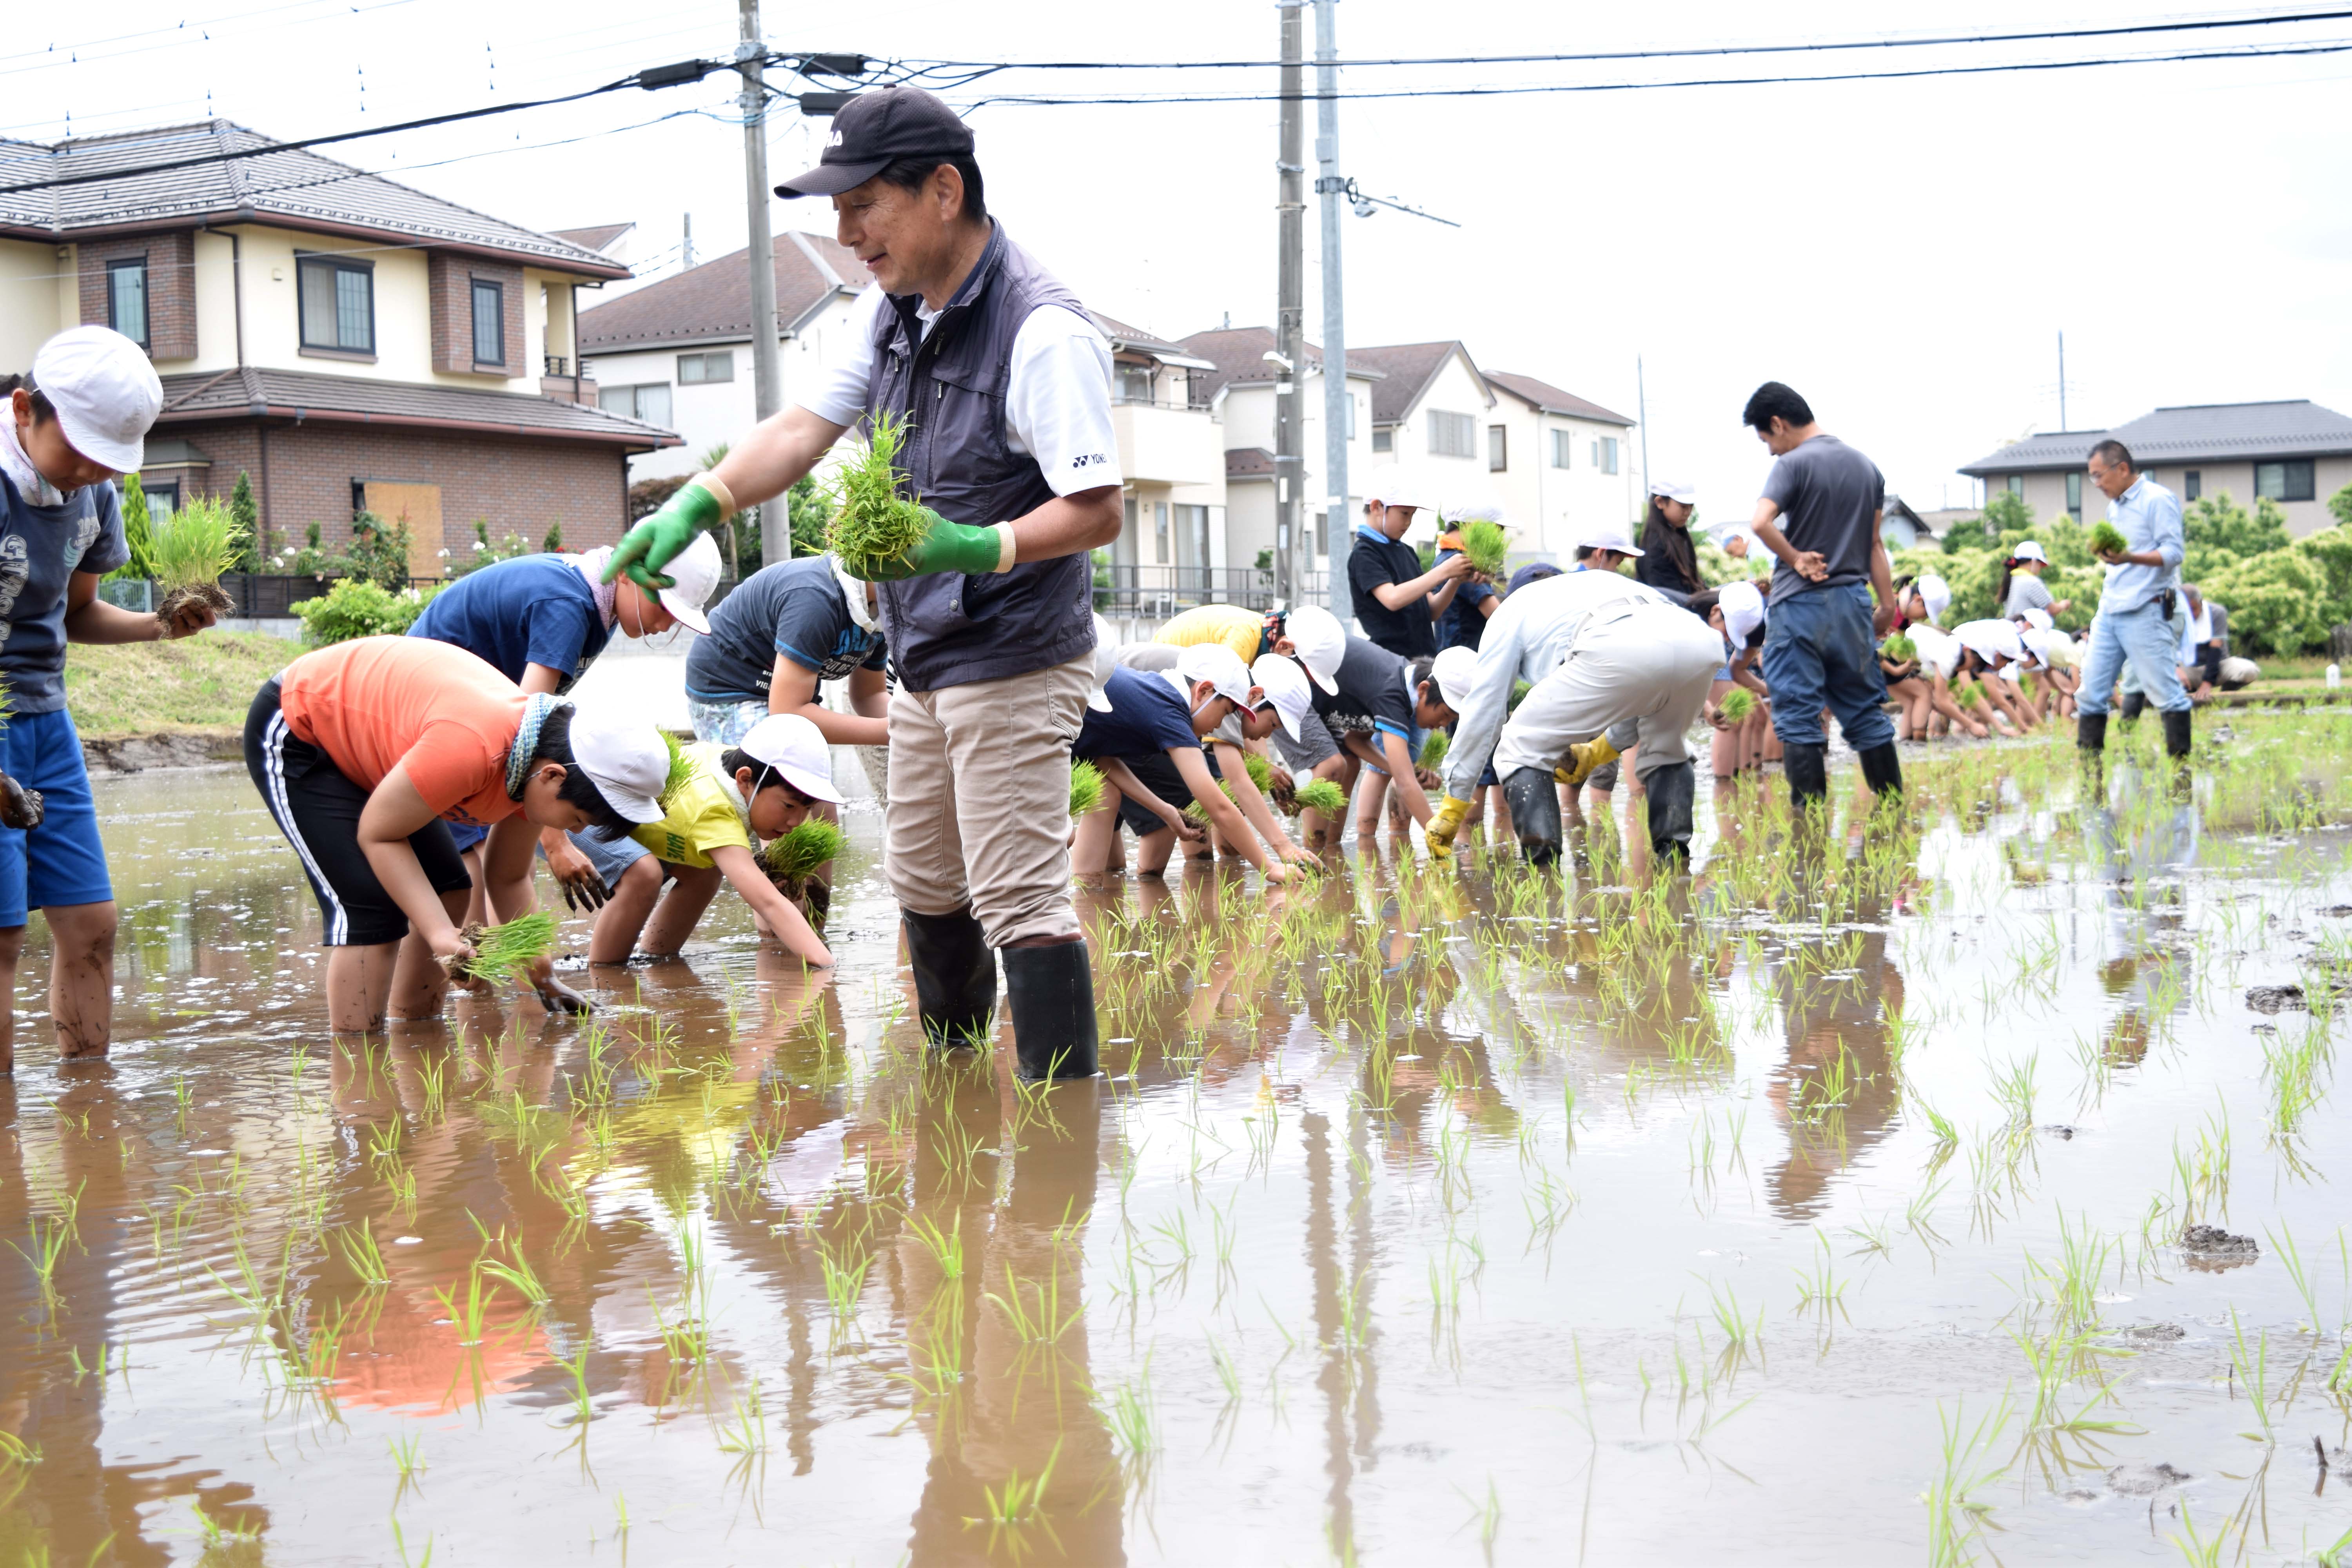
[1225,446,1276,479]
[1958,401,2352,475]
[1091,312,1215,368]
[1485,370,1633,427]
[1176,325,1384,403]
[578,232,871,351]
[1345,341,1483,426]
[549,222,633,254]
[155,366,679,447]
[0,121,627,277]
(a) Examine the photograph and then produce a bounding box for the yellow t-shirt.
[1154,603,1266,667]
[632,743,753,869]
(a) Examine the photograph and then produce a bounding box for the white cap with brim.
[34,325,162,474]
[1916,574,1953,626]
[1430,644,1479,710]
[1175,642,1254,710]
[1363,463,1424,509]
[2011,541,2049,564]
[2020,606,2054,632]
[567,708,670,824]
[738,712,843,804]
[1575,520,1644,557]
[1088,613,1117,713]
[1719,580,1765,647]
[1285,604,1346,695]
[1250,653,1310,742]
[1651,480,1695,505]
[655,530,722,635]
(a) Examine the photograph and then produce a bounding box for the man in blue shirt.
[2075,439,2191,760]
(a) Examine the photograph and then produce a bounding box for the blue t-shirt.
[1435,547,1495,651]
[408,554,609,690]
[2,473,129,713]
[1074,666,1201,761]
[684,556,885,705]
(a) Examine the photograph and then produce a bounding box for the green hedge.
[294,579,440,646]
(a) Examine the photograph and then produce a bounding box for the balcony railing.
[544,355,571,377]
[1092,564,1330,617]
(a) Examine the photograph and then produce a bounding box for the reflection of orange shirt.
[279,637,526,826]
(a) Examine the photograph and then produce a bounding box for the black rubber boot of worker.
[1643,761,1697,863]
[1502,767,1563,866]
[2076,713,2107,753]
[1857,741,1904,798]
[1783,742,1829,812]
[2161,707,2192,760]
[2119,691,2147,724]
[1002,939,1099,1081]
[903,906,996,1049]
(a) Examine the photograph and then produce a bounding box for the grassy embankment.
[63,632,294,741]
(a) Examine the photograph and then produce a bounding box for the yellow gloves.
[1554,736,1620,790]
[1425,793,1475,860]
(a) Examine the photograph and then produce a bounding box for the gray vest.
[866,223,1099,692]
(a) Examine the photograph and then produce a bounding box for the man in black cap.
[604,86,1123,1080]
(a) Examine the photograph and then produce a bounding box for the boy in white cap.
[0,325,219,1074]
[1426,544,1722,867]
[1350,464,1469,660]
[574,712,840,969]
[408,530,722,918]
[1117,632,1315,870]
[1693,582,1773,777]
[243,636,668,1033]
[1279,606,1469,852]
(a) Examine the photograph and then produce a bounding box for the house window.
[1427,410,1476,458]
[107,258,149,349]
[298,255,375,354]
[140,479,179,520]
[2007,475,2024,497]
[1115,365,1156,404]
[677,350,735,384]
[2065,471,2083,520]
[1598,436,1620,475]
[598,382,672,427]
[1551,429,1573,469]
[1176,503,1210,567]
[2256,460,2316,503]
[1372,427,1393,454]
[2185,469,2202,501]
[1487,425,1508,472]
[470,279,505,365]
[1154,501,1170,564]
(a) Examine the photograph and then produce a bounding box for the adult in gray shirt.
[1740,381,1902,811]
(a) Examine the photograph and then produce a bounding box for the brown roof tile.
[578,232,871,351]
[155,366,679,447]
[1485,370,1633,426]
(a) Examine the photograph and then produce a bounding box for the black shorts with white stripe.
[243,677,472,947]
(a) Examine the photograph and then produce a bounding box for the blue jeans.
[2078,598,2190,715]
[1760,583,1894,750]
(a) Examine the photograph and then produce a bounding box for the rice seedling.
[1717,687,1756,723]
[336,1217,392,1287]
[1293,778,1348,819]
[1458,518,1509,576]
[477,1240,551,1307]
[0,1429,42,1467]
[149,494,244,621]
[2170,1499,2231,1568]
[190,1495,261,1548]
[821,411,933,579]
[715,1377,768,1454]
[430,1267,499,1347]
[1417,728,1450,773]
[1456,1475,1504,1552]
[388,1430,426,1485]
[965,1437,1062,1531]
[1881,632,1917,664]
[764,818,847,884]
[1069,760,1106,818]
[443,912,557,983]
[2086,519,2129,557]
[1101,1364,1159,1466]
[1923,1393,2015,1567]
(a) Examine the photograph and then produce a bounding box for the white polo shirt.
[801,285,1124,497]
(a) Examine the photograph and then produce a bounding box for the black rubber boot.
[2118,691,2147,725]
[1501,766,1563,866]
[2076,713,2108,753]
[1857,740,1904,799]
[1002,940,1098,1081]
[1783,742,1829,812]
[2161,707,2192,760]
[902,906,995,1049]
[1642,761,1697,864]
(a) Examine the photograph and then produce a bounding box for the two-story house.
[0,120,677,577]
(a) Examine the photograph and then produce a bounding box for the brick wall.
[163,418,626,565]
[77,230,198,360]
[425,253,527,377]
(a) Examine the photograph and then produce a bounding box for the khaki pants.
[1494,603,1722,782]
[886,655,1092,947]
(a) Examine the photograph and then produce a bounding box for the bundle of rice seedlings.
[822,412,933,579]
[1718,686,1757,723]
[1955,680,1984,709]
[445,911,557,983]
[1242,751,1275,792]
[1882,633,1917,664]
[659,732,694,808]
[1458,519,1508,576]
[0,676,38,831]
[1294,778,1347,818]
[1069,760,1106,817]
[2087,520,2129,557]
[1508,679,1534,712]
[150,495,245,622]
[762,818,847,931]
[1417,728,1450,773]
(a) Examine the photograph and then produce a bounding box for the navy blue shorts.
[0,707,113,927]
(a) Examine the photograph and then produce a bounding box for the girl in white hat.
[0,326,220,1073]
[1998,542,2071,621]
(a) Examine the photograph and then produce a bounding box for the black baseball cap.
[775,86,975,199]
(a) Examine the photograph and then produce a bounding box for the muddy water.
[7,722,2352,1564]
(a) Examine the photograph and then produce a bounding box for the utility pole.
[2057,330,2067,428]
[1636,355,1649,510]
[1273,0,1306,605]
[739,0,786,564]
[1312,0,1349,621]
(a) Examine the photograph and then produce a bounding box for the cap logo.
[828,130,843,147]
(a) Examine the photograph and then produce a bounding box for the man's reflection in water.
[1764,920,1907,1221]
[2083,760,2200,1032]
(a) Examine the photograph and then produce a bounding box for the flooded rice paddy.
[8,714,2352,1564]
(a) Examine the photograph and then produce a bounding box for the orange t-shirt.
[278,636,528,827]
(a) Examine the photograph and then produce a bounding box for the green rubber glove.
[604,480,723,593]
[856,508,1008,581]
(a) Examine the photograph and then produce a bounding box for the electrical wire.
[0,0,424,81]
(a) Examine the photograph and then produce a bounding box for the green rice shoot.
[1417,729,1450,772]
[1294,778,1347,818]
[1718,686,1756,723]
[764,818,846,884]
[822,411,934,579]
[1242,751,1274,792]
[454,912,557,983]
[1882,633,1917,664]
[1955,679,1984,709]
[150,495,245,592]
[2087,521,2129,557]
[1508,679,1534,712]
[659,732,694,807]
[1458,519,1508,576]
[1070,760,1106,818]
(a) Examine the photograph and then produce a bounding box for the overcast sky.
[8,0,2350,520]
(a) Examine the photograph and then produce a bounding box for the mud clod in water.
[2107,1463,2193,1497]
[2180,1225,2259,1263]
[2245,984,2310,1013]
[2123,1322,2186,1341]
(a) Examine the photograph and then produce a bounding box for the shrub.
[228,470,260,568]
[296,578,438,646]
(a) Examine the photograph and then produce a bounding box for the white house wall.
[0,238,57,372]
